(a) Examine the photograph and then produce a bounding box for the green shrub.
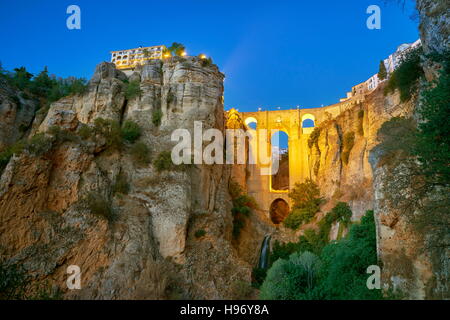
[384,47,424,102]
[288,179,323,212]
[113,172,130,195]
[327,202,352,227]
[26,133,53,156]
[0,261,27,300]
[341,132,355,165]
[194,229,206,238]
[77,124,94,140]
[48,126,78,144]
[259,251,321,300]
[415,51,450,186]
[260,210,382,300]
[93,118,123,150]
[130,142,151,165]
[152,110,163,127]
[153,151,173,172]
[316,210,382,299]
[121,120,141,143]
[124,80,142,100]
[228,179,257,239]
[86,192,115,222]
[68,78,88,95]
[283,208,314,230]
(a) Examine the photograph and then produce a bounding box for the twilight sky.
[0,0,419,112]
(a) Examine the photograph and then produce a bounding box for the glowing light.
[199,54,207,59]
[181,51,187,57]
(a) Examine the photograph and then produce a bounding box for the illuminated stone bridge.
[226,99,359,223]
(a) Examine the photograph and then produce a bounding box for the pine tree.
[378,60,387,80]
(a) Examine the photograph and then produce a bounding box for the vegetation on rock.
[228,179,257,239]
[384,47,424,102]
[284,179,323,230]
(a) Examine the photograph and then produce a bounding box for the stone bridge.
[226,99,359,223]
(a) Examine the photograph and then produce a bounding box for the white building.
[339,39,421,102]
[383,39,421,74]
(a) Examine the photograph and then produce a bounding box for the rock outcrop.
[0,58,252,299]
[0,79,38,151]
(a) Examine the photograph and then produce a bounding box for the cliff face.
[0,79,37,151]
[0,58,252,299]
[307,86,414,221]
[369,0,449,299]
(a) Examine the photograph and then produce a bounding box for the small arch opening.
[245,117,258,130]
[270,198,290,224]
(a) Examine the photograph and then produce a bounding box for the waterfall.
[257,235,271,269]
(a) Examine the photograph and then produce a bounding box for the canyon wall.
[0,57,252,299]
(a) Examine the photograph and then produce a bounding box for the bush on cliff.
[314,210,381,299]
[384,47,424,102]
[283,179,323,230]
[93,118,123,150]
[259,251,321,300]
[152,110,163,126]
[283,208,314,230]
[121,120,141,143]
[228,179,257,239]
[153,151,174,172]
[0,261,27,299]
[415,51,450,186]
[131,142,151,166]
[124,80,142,100]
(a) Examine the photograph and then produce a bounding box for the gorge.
[0,0,448,300]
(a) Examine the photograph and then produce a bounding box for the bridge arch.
[301,113,316,134]
[269,198,290,224]
[244,117,258,130]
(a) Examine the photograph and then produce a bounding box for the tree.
[260,251,321,300]
[288,179,322,211]
[168,42,186,56]
[29,66,54,97]
[378,60,387,80]
[12,67,33,90]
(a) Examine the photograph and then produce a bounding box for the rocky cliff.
[0,57,253,299]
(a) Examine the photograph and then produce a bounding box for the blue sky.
[0,0,418,112]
